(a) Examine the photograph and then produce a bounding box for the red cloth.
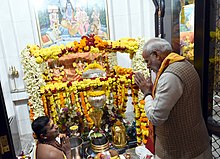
[145,122,155,154]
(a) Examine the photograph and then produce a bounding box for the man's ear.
[154,52,161,60]
[158,55,163,61]
[156,52,166,61]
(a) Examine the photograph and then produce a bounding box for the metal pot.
[87,94,106,108]
[70,137,83,159]
[82,68,106,79]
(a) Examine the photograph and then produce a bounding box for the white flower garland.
[131,37,150,99]
[21,47,46,119]
[108,52,118,69]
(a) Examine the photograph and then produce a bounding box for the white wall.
[0,0,155,136]
[0,0,39,136]
[108,0,155,68]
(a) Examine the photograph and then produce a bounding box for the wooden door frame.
[0,82,16,158]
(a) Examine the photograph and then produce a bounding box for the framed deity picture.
[34,0,109,47]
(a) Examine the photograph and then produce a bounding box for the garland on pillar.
[21,47,46,120]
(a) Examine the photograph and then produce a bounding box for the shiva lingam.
[82,66,109,153]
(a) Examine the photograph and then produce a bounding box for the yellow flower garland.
[83,61,105,72]
[28,35,139,64]
[139,100,149,145]
[23,35,153,145]
[87,90,105,97]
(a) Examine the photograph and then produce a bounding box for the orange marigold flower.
[140,100,145,105]
[143,139,148,144]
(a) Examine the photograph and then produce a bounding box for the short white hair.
[143,38,172,55]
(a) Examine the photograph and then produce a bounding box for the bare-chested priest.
[31,116,71,159]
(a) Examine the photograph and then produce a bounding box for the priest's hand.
[61,136,71,159]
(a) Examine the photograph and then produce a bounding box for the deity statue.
[112,120,127,148]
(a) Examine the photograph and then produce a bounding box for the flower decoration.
[131,37,150,99]
[21,47,46,120]
[136,100,149,145]
[21,35,152,146]
[107,52,118,70]
[56,99,80,134]
[181,36,194,61]
[83,61,105,72]
[87,90,105,97]
[28,35,140,64]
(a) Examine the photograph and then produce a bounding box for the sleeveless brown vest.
[155,60,210,159]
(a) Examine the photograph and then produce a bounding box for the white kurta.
[144,72,183,126]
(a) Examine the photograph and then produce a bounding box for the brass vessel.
[91,140,109,153]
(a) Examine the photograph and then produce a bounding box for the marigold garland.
[22,35,153,146]
[79,92,94,127]
[70,92,75,105]
[87,90,105,97]
[28,35,139,64]
[42,95,48,116]
[59,92,65,108]
[83,61,105,72]
[138,100,149,145]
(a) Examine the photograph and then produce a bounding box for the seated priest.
[31,116,71,159]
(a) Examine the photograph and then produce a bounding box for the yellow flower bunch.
[90,46,100,53]
[40,82,71,94]
[139,100,149,145]
[29,45,63,64]
[120,37,139,52]
[49,95,59,123]
[181,36,194,61]
[28,44,40,55]
[113,65,133,75]
[108,37,139,58]
[83,62,105,72]
[87,90,105,97]
[78,38,87,52]
[94,35,108,50]
[134,99,150,145]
